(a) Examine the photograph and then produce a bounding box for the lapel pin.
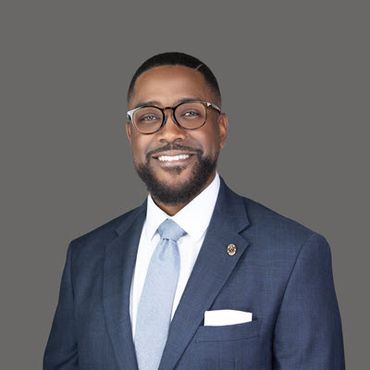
[227,243,237,256]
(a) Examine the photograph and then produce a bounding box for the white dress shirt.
[130,173,220,337]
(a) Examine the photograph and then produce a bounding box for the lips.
[152,150,196,165]
[157,154,191,162]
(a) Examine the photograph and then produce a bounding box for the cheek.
[130,138,149,163]
[198,131,222,154]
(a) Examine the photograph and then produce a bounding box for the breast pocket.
[194,319,261,342]
[177,320,262,370]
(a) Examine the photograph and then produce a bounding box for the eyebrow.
[133,97,204,109]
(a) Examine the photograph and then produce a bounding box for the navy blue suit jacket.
[44,179,345,369]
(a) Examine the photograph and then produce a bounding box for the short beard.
[135,153,218,205]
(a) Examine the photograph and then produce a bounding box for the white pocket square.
[204,309,253,326]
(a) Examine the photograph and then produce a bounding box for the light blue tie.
[135,219,186,370]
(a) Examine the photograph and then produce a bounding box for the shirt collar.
[145,173,220,241]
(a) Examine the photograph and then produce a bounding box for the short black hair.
[127,52,221,104]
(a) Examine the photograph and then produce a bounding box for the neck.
[152,200,187,216]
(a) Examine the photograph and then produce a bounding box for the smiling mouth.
[157,154,191,162]
[151,149,198,164]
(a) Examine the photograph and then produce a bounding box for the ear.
[126,121,133,144]
[218,112,229,149]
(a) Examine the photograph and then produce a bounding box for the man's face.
[126,65,228,206]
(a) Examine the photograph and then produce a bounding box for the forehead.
[129,65,214,108]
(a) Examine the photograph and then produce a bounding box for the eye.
[135,107,162,124]
[176,102,205,121]
[140,114,160,122]
[182,110,200,118]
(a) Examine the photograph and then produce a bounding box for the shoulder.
[68,202,146,256]
[238,193,329,256]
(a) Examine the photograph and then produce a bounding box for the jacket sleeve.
[273,233,345,370]
[43,242,78,370]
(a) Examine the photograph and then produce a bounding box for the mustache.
[146,143,203,159]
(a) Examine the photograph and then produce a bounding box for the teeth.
[158,154,190,162]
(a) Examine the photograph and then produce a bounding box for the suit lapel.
[159,179,251,370]
[103,203,146,370]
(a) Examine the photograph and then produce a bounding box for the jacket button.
[227,243,237,256]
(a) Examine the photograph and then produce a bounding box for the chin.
[135,155,218,205]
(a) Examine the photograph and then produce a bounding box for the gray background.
[1,1,369,369]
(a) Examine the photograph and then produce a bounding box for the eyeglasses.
[126,100,221,134]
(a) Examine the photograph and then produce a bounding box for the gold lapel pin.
[227,243,237,256]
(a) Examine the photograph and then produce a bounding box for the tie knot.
[157,219,186,242]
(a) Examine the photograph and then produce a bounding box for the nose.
[157,110,186,142]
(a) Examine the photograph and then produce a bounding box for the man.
[44,52,345,370]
